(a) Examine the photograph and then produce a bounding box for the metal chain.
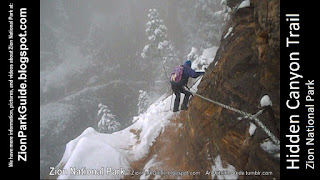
[185,88,280,146]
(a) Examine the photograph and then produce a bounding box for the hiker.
[170,60,205,112]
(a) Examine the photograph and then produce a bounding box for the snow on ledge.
[56,127,129,179]
[238,0,250,10]
[56,94,174,179]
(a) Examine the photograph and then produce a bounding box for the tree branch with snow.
[97,103,121,134]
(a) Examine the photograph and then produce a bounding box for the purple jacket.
[180,62,204,86]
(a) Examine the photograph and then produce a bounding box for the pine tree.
[141,9,179,91]
[97,103,121,133]
[141,9,173,60]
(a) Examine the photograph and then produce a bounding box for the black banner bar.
[1,0,39,178]
[280,0,319,178]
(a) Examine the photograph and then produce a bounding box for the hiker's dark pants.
[171,84,192,112]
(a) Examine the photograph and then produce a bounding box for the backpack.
[170,66,184,84]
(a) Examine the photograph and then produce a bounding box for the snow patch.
[238,0,250,9]
[260,139,280,154]
[139,155,162,179]
[249,122,257,136]
[260,139,280,159]
[211,155,238,180]
[223,27,233,39]
[260,95,272,107]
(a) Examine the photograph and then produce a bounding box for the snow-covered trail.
[56,93,174,179]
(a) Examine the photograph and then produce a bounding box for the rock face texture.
[129,0,280,179]
[186,0,280,177]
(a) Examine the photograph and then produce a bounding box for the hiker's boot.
[173,106,179,112]
[181,105,188,110]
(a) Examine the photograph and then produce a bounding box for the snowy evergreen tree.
[97,103,121,133]
[137,90,151,114]
[187,47,199,62]
[141,8,179,91]
[141,9,176,62]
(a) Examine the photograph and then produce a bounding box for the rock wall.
[185,0,280,178]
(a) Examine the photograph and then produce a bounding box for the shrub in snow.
[190,46,218,71]
[187,47,199,62]
[137,90,151,114]
[97,103,121,133]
